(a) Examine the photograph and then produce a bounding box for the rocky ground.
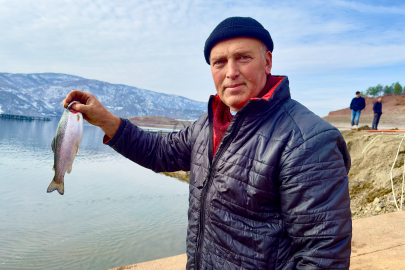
[343,130,405,219]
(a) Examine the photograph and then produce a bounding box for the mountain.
[0,73,207,120]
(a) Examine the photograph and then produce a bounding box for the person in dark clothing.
[372,96,383,130]
[62,17,352,270]
[350,91,366,127]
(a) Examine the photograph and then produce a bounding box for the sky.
[1,0,404,117]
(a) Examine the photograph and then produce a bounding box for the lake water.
[0,118,189,270]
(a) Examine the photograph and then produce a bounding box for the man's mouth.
[225,83,244,90]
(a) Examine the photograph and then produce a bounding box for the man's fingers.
[64,90,80,104]
[71,103,90,115]
[62,90,107,127]
[64,90,92,107]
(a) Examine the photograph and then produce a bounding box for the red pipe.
[362,130,405,133]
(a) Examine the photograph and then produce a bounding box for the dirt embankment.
[324,95,405,130]
[126,116,194,129]
[162,130,405,220]
[343,130,405,219]
[160,171,190,184]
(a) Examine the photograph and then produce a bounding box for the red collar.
[211,75,283,157]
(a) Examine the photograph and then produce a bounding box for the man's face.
[210,37,272,111]
[378,97,382,102]
[356,94,361,98]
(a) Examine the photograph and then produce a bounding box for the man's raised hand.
[62,90,121,139]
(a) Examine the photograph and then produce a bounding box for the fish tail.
[47,177,64,195]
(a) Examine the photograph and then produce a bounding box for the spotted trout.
[48,101,83,195]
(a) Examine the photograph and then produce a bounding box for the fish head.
[67,101,81,114]
[70,110,83,123]
[66,101,84,123]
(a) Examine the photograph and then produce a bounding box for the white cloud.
[0,0,404,115]
[331,0,405,15]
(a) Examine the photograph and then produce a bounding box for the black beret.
[204,17,273,65]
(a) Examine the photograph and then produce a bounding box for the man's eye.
[241,56,249,60]
[214,60,224,65]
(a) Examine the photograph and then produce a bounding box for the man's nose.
[226,60,240,79]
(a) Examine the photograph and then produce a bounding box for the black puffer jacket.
[350,97,366,111]
[106,76,352,270]
[373,101,382,114]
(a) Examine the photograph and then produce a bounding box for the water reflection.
[0,118,189,270]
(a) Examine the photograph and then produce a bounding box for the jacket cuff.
[103,118,127,146]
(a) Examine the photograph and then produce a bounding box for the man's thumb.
[72,103,89,114]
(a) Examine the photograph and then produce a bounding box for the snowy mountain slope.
[0,73,207,119]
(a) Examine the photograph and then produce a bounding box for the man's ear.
[264,51,272,75]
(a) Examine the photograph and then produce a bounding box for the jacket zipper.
[194,107,248,270]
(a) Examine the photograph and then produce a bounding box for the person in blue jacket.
[372,96,383,130]
[350,91,366,128]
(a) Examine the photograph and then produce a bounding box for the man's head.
[378,96,382,103]
[204,17,273,111]
[356,91,361,98]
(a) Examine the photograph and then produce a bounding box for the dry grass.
[394,96,405,106]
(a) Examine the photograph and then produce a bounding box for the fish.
[48,101,83,195]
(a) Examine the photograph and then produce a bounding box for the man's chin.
[222,97,249,111]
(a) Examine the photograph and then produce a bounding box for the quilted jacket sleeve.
[279,129,352,269]
[105,118,198,172]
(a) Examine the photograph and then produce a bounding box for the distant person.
[63,17,352,269]
[372,96,383,130]
[350,91,366,128]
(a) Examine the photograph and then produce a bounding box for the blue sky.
[1,0,404,116]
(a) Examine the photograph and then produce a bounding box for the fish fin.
[76,145,79,155]
[51,138,55,152]
[67,164,72,174]
[52,166,55,171]
[47,177,64,195]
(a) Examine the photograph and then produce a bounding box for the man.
[350,91,366,128]
[372,96,383,130]
[63,17,352,270]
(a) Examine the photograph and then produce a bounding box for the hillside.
[323,95,405,129]
[0,73,207,120]
[127,116,194,129]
